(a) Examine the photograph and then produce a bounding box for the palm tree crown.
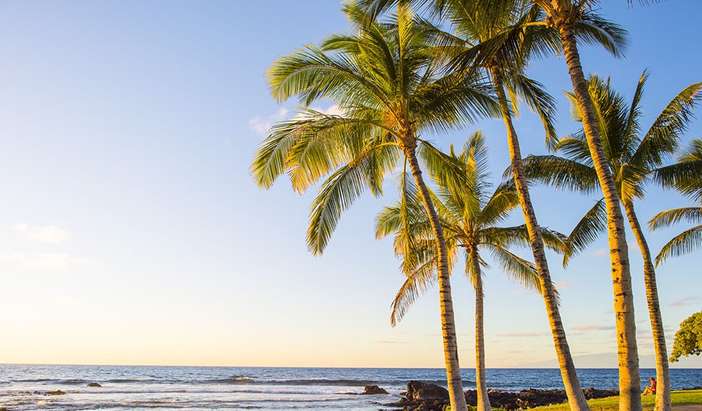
[251,3,497,254]
[376,132,564,324]
[523,72,702,259]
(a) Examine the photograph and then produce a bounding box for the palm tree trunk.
[470,249,492,411]
[557,25,642,411]
[623,200,672,411]
[406,148,468,411]
[490,68,589,411]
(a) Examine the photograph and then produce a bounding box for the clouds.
[496,331,548,338]
[248,104,343,136]
[0,224,87,272]
[670,296,701,308]
[14,224,71,244]
[248,107,289,136]
[0,252,89,273]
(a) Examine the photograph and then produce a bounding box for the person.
[643,377,657,395]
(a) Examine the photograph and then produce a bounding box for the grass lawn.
[529,390,702,410]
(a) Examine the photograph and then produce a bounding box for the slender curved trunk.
[557,25,641,411]
[490,68,589,411]
[469,249,492,411]
[406,148,468,411]
[623,200,672,411]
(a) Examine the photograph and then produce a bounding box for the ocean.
[0,365,700,410]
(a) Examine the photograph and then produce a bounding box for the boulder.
[405,381,449,401]
[46,390,66,395]
[582,387,618,399]
[383,381,449,410]
[87,382,102,388]
[363,384,388,395]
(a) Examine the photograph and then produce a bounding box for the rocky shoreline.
[364,381,619,410]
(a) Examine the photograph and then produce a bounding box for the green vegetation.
[530,390,702,411]
[670,311,702,362]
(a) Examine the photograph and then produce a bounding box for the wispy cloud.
[670,296,700,308]
[571,324,615,333]
[592,248,608,257]
[248,105,343,136]
[374,339,407,345]
[496,331,548,338]
[0,252,89,272]
[14,224,71,244]
[248,107,289,135]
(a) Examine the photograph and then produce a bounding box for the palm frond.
[573,11,627,57]
[477,181,519,226]
[390,256,438,326]
[519,155,598,193]
[486,245,543,295]
[630,81,702,169]
[307,144,398,255]
[649,207,702,230]
[655,225,702,266]
[653,139,702,200]
[563,198,607,267]
[508,73,558,147]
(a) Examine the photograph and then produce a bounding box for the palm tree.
[523,2,648,409]
[522,73,702,411]
[377,133,568,411]
[650,139,702,265]
[357,1,591,407]
[250,5,498,409]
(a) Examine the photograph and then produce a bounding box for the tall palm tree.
[522,73,702,411]
[523,2,647,409]
[356,1,591,407]
[377,133,568,411]
[250,5,498,409]
[650,139,702,265]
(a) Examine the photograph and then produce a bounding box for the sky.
[0,0,700,369]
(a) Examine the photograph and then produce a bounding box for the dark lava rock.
[383,381,449,410]
[386,382,620,410]
[46,390,66,395]
[583,387,618,399]
[463,387,620,410]
[363,384,388,394]
[87,382,102,388]
[406,381,449,401]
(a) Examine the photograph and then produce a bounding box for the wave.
[8,375,473,387]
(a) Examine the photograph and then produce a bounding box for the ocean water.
[0,365,700,410]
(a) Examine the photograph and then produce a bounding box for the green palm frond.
[622,70,646,147]
[630,82,702,170]
[649,207,702,230]
[269,46,389,108]
[519,155,598,193]
[308,143,399,255]
[481,225,566,253]
[653,139,702,201]
[390,256,438,326]
[572,11,627,57]
[655,225,702,266]
[563,199,607,267]
[486,245,543,295]
[507,73,559,147]
[477,181,519,226]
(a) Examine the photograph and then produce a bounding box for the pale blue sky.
[0,1,699,368]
